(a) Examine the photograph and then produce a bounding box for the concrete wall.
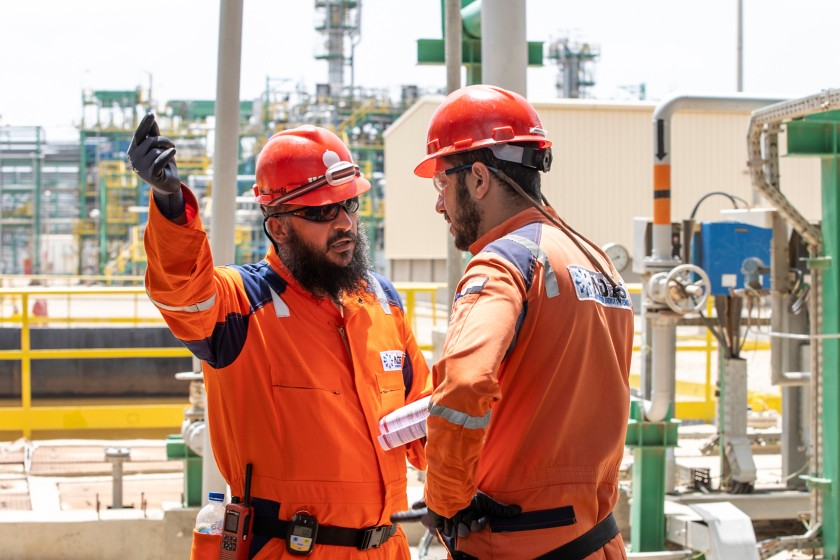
[0,507,195,560]
[0,327,192,398]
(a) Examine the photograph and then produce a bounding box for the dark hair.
[446,143,542,201]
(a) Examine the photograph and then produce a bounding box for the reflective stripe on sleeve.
[147,292,217,313]
[504,234,559,298]
[429,401,492,430]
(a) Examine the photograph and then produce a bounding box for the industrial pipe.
[202,0,245,505]
[481,0,527,95]
[645,314,678,422]
[650,92,786,264]
[643,93,786,423]
[444,0,463,307]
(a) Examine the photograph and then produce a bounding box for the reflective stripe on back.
[503,234,559,299]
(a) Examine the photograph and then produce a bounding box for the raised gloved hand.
[127,113,184,218]
[392,493,521,539]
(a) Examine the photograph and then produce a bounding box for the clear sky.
[2,0,839,141]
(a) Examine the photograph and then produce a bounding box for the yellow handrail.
[0,285,190,438]
[0,281,779,436]
[0,282,450,437]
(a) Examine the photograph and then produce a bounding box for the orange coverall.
[144,188,431,559]
[425,207,634,559]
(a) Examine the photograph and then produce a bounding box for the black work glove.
[127,113,184,218]
[392,493,521,539]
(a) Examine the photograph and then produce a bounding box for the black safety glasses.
[269,197,360,222]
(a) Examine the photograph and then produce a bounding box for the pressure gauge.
[602,243,630,273]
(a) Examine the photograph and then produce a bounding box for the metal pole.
[444,0,463,305]
[203,0,244,504]
[481,0,527,95]
[105,447,131,509]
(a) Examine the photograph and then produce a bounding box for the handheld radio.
[219,463,254,560]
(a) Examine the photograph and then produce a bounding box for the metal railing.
[0,281,449,437]
[0,280,777,436]
[0,284,189,437]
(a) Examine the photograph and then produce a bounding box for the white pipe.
[644,93,786,423]
[211,0,242,266]
[650,92,786,264]
[445,0,463,306]
[203,0,244,504]
[481,0,527,95]
[644,313,678,422]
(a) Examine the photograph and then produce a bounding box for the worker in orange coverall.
[128,114,431,560]
[404,85,634,559]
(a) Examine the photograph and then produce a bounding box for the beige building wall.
[383,96,822,283]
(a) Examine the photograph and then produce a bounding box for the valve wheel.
[664,264,711,314]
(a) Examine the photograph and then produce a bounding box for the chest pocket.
[376,370,406,414]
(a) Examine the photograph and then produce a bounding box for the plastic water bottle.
[195,491,226,534]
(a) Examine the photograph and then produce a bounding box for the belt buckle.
[359,525,392,550]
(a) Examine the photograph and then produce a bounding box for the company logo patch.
[380,350,404,371]
[568,265,632,309]
[455,275,489,301]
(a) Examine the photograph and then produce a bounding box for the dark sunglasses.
[269,197,360,222]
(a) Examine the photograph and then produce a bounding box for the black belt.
[447,509,619,560]
[253,512,397,551]
[534,512,620,560]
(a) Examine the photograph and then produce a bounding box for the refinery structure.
[3,1,840,560]
[0,0,409,277]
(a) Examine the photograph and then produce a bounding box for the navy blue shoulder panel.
[232,261,289,313]
[371,272,414,396]
[480,222,544,363]
[183,261,288,370]
[183,314,248,370]
[372,272,404,311]
[481,222,542,290]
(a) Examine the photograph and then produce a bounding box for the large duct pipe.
[480,0,527,95]
[204,0,244,504]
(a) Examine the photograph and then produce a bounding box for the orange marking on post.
[653,164,671,225]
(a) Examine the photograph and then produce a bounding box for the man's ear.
[266,216,290,243]
[470,162,493,200]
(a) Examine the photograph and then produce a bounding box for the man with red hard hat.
[129,114,431,559]
[404,85,634,559]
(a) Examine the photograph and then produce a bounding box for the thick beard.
[452,175,482,251]
[277,222,372,300]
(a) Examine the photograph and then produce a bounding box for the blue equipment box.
[693,221,772,295]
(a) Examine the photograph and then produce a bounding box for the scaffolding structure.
[0,126,80,275]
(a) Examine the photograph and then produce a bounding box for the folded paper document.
[377,395,431,450]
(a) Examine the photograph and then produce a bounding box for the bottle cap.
[208,492,225,502]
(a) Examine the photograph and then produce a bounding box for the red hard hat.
[253,125,370,207]
[414,85,552,178]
